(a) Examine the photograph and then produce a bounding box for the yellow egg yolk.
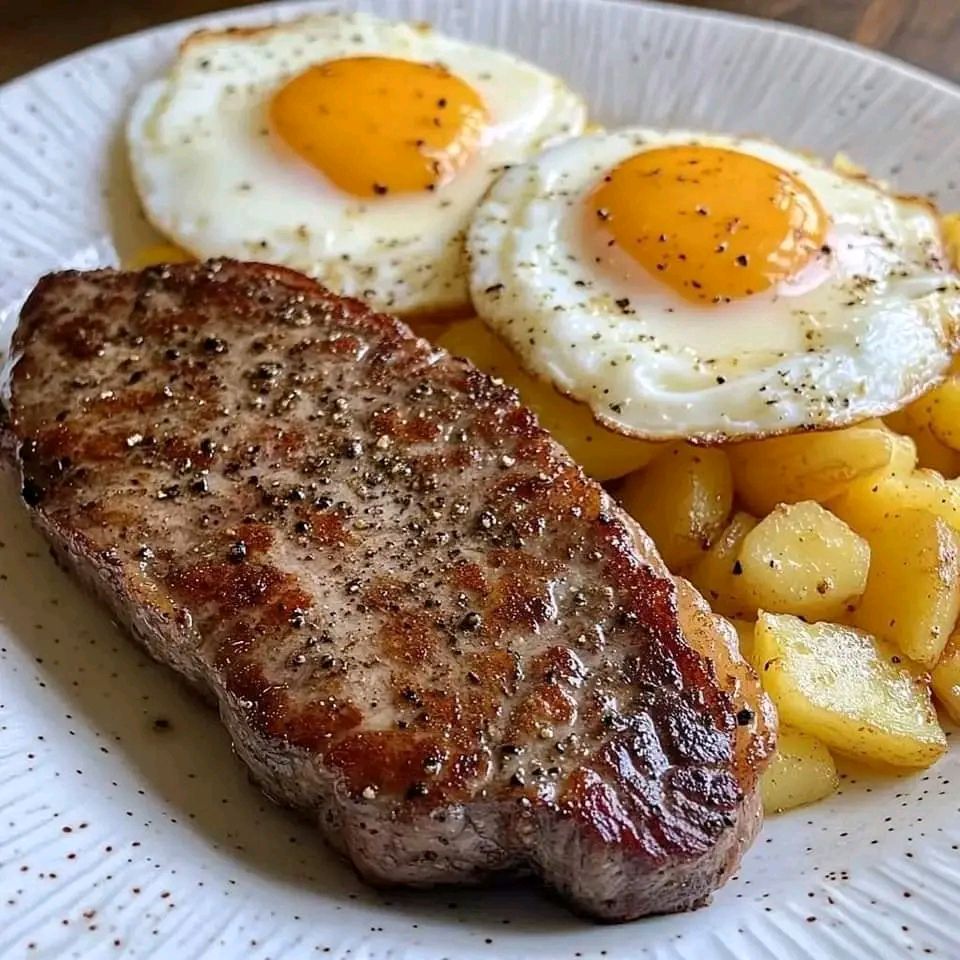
[270,56,488,198]
[589,145,828,304]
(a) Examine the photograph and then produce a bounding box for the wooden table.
[1,0,957,83]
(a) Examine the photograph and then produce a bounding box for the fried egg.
[128,12,586,316]
[468,129,960,440]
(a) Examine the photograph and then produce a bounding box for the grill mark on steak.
[3,260,775,921]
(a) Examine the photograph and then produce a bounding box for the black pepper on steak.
[3,259,774,922]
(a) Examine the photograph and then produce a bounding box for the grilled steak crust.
[4,260,774,921]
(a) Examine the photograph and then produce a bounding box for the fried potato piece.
[728,426,897,516]
[754,613,946,769]
[618,444,733,569]
[847,508,960,666]
[760,727,839,814]
[122,242,193,270]
[932,628,960,724]
[826,431,960,531]
[833,467,960,537]
[885,404,960,476]
[918,378,960,454]
[738,502,870,621]
[683,512,757,619]
[943,212,960,270]
[729,618,756,665]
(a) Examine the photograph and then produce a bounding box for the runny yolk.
[270,56,488,198]
[589,145,828,304]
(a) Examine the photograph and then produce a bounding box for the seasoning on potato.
[760,727,839,814]
[754,613,946,769]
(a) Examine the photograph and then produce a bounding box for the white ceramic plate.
[1,2,959,957]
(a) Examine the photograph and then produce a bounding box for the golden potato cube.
[618,445,733,570]
[795,423,917,525]
[932,629,960,724]
[729,618,756,666]
[881,426,921,478]
[830,466,960,536]
[754,613,946,768]
[684,512,757,619]
[760,727,839,814]
[728,426,896,516]
[920,378,960,453]
[437,319,660,480]
[943,212,960,270]
[881,407,912,437]
[914,431,960,478]
[405,314,457,343]
[122,242,193,270]
[888,471,960,532]
[738,501,870,621]
[849,508,960,666]
[885,405,960,476]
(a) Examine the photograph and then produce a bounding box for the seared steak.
[3,260,774,921]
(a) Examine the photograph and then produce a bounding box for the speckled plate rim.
[1,2,959,959]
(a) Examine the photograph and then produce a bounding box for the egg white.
[128,12,586,316]
[468,128,960,441]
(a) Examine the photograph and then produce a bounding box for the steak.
[3,260,775,921]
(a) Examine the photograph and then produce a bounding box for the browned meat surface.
[3,260,775,921]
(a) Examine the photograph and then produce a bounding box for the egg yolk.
[270,56,488,198]
[589,145,828,304]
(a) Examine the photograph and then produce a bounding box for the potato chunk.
[683,512,757,618]
[801,426,917,524]
[761,727,839,814]
[885,405,960,476]
[921,377,960,453]
[728,426,896,516]
[738,501,870,620]
[945,213,960,270]
[122,242,193,270]
[880,424,922,476]
[754,613,946,768]
[848,508,960,666]
[932,629,960,724]
[438,319,660,480]
[618,445,733,569]
[729,618,756,665]
[830,463,960,536]
[887,471,960,532]
[907,426,960,477]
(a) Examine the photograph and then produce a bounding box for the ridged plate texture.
[1,1,959,957]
